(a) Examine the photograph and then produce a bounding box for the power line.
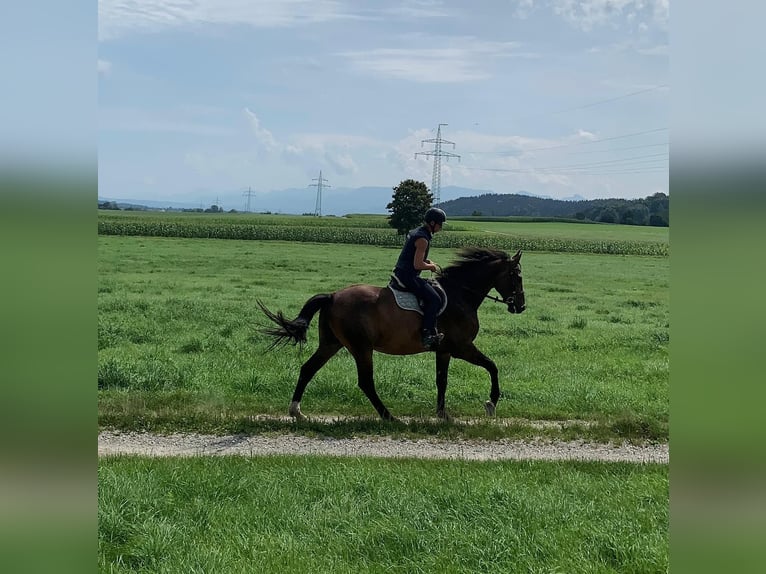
[486,83,668,127]
[464,127,668,156]
[462,164,667,177]
[548,84,668,115]
[462,152,668,176]
[566,142,668,155]
[544,152,668,170]
[525,128,669,152]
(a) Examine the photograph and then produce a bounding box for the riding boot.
[421,329,444,351]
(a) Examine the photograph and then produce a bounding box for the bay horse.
[257,247,525,421]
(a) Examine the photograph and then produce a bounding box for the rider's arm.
[413,238,438,272]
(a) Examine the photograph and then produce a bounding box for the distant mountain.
[99,197,203,210]
[100,185,495,216]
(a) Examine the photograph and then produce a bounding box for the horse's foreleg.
[289,342,342,420]
[351,348,395,421]
[435,352,452,420]
[452,344,500,416]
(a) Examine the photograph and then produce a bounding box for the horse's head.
[495,250,525,314]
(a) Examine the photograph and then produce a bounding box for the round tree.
[386,179,434,235]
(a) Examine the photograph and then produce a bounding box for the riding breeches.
[394,273,441,333]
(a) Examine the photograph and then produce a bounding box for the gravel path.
[99,431,668,463]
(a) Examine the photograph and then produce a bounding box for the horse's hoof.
[289,401,307,421]
[484,401,496,417]
[437,410,452,422]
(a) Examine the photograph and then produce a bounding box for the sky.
[97,0,669,212]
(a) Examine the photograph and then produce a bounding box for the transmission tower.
[415,123,460,206]
[242,186,255,213]
[309,170,330,216]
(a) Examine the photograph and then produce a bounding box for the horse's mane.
[441,247,509,278]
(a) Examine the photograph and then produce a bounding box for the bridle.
[460,268,524,308]
[484,292,521,306]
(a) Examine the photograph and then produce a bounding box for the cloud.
[100,107,234,135]
[340,38,529,83]
[98,0,364,41]
[513,0,537,19]
[243,108,278,151]
[637,44,668,56]
[324,151,358,175]
[513,1,669,31]
[377,0,454,19]
[97,59,112,74]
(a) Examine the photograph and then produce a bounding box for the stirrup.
[421,332,444,351]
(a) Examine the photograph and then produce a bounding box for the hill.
[439,192,669,226]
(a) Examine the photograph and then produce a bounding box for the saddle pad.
[387,283,448,316]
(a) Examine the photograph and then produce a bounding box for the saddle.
[387,274,448,316]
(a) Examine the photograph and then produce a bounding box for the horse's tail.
[257,294,332,350]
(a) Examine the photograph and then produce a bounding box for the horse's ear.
[513,249,522,262]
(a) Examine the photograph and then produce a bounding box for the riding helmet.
[424,207,447,225]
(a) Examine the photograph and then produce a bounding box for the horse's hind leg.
[289,341,342,420]
[289,315,341,420]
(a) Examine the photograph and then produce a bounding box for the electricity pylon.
[415,123,460,206]
[309,170,330,216]
[242,187,255,212]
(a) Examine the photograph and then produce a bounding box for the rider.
[393,207,447,351]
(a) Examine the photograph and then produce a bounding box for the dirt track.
[98,430,668,463]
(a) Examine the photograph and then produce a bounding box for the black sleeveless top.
[394,225,432,279]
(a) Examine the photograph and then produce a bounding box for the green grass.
[99,455,668,573]
[448,217,669,243]
[98,236,668,440]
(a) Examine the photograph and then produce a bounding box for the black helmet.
[424,207,446,225]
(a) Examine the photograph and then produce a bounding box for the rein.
[461,285,522,306]
[484,292,511,304]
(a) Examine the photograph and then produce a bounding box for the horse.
[257,246,525,421]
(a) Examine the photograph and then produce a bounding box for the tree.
[386,179,433,234]
[98,201,120,210]
[620,204,650,226]
[598,207,618,224]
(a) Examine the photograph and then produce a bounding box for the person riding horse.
[392,207,447,351]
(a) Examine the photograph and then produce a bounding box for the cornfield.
[97,213,668,256]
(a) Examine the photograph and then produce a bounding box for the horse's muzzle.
[506,293,526,314]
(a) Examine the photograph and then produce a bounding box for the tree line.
[439,192,669,226]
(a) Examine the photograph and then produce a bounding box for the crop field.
[98,211,668,256]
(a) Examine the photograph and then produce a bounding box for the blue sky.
[98,0,668,210]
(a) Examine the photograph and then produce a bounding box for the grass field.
[98,235,668,440]
[97,216,669,573]
[448,217,668,243]
[99,455,668,573]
